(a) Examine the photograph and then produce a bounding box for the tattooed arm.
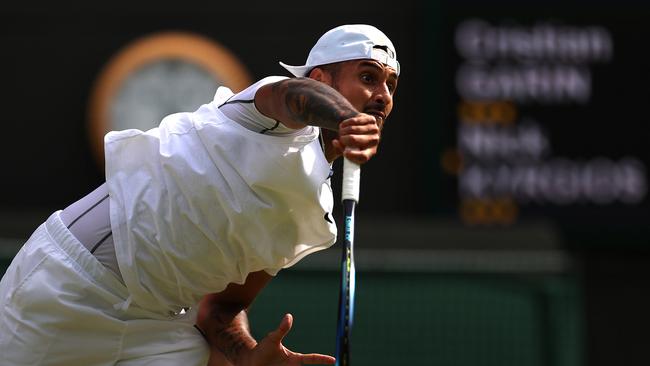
[196,271,335,366]
[197,271,270,364]
[255,77,359,131]
[255,77,381,164]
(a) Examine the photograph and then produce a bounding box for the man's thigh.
[0,230,123,365]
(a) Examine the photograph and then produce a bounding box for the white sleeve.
[219,76,301,135]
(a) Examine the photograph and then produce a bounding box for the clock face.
[110,59,221,132]
[88,31,252,167]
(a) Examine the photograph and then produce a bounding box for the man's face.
[323,59,398,129]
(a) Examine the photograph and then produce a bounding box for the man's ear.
[308,67,332,85]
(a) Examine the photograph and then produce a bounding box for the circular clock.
[87,31,253,168]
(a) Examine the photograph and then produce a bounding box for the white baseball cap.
[279,24,400,77]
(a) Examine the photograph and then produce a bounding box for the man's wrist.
[215,311,258,365]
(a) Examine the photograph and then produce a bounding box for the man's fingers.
[267,313,293,344]
[338,134,380,151]
[339,114,379,129]
[298,353,337,364]
[339,123,380,136]
[333,112,382,164]
[343,148,376,164]
[338,133,379,164]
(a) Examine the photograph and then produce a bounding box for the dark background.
[0,1,430,214]
[1,1,649,365]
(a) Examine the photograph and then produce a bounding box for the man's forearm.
[199,307,256,365]
[272,77,359,130]
[197,272,273,365]
[213,310,257,364]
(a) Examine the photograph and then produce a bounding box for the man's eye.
[361,74,373,83]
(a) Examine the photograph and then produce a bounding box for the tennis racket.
[335,158,360,366]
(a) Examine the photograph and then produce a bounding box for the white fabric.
[219,76,299,136]
[0,212,209,366]
[105,82,337,315]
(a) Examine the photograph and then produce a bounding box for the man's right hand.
[330,113,381,165]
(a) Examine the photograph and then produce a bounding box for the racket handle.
[342,158,361,203]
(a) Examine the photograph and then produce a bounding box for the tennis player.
[0,24,399,366]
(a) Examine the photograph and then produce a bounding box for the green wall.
[249,269,583,366]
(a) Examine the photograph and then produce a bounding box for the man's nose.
[373,84,392,106]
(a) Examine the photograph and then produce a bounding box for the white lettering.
[456,19,613,63]
[459,120,549,161]
[456,64,591,103]
[458,158,648,205]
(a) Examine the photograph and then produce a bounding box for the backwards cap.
[279,24,400,77]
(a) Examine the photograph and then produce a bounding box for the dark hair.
[308,62,342,78]
[308,62,343,89]
[317,62,342,80]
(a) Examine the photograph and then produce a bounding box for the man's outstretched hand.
[241,314,336,366]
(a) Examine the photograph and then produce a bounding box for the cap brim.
[278,61,312,77]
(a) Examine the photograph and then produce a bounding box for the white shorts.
[0,212,209,366]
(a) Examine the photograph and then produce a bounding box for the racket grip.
[342,158,361,203]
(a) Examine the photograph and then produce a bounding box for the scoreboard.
[435,2,650,246]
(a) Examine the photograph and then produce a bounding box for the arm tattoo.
[209,307,256,364]
[275,78,359,130]
[217,319,252,363]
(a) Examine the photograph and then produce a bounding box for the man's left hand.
[240,313,335,366]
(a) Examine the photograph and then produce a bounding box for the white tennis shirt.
[104,77,337,314]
